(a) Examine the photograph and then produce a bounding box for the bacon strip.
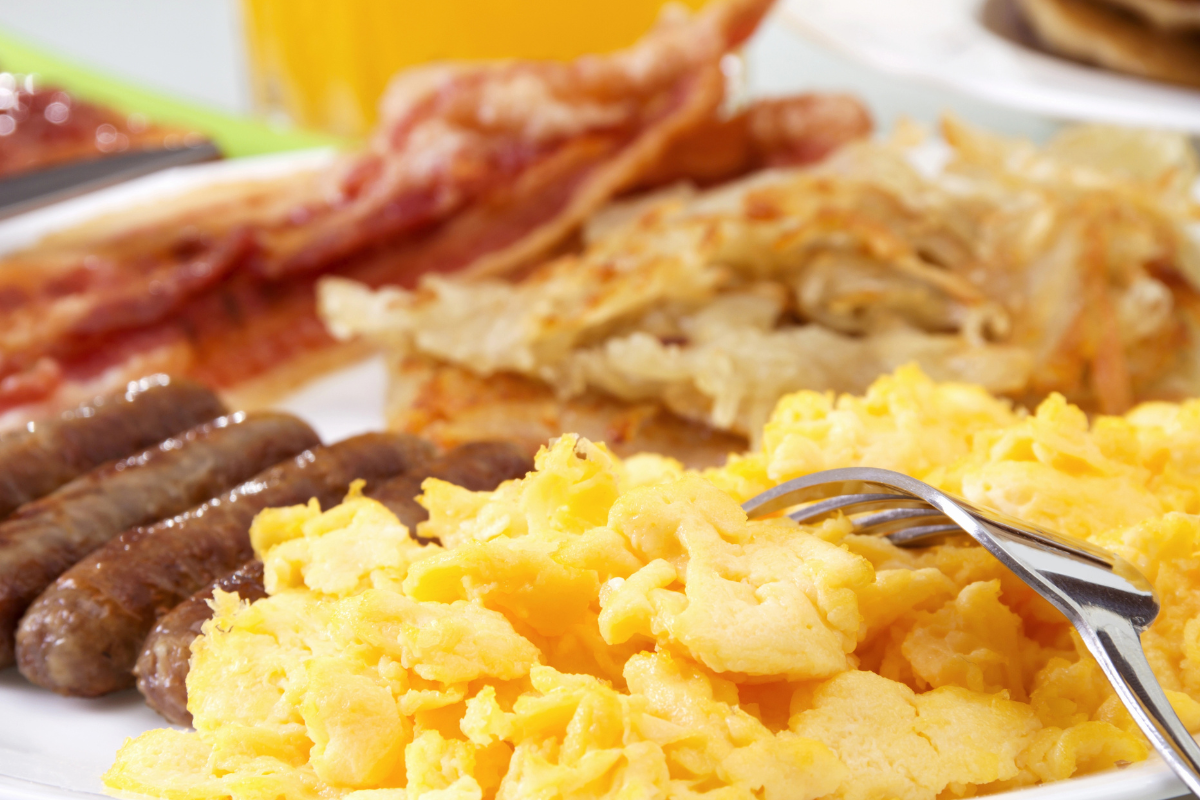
[632,93,873,190]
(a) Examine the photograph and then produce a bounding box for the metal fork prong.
[885,522,967,547]
[742,471,913,518]
[851,506,951,536]
[787,493,929,524]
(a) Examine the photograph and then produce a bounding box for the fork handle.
[1078,606,1200,797]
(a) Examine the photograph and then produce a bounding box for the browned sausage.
[368,441,533,536]
[0,411,317,669]
[131,560,267,726]
[135,440,530,724]
[17,432,434,697]
[0,376,225,521]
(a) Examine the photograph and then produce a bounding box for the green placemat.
[0,26,351,158]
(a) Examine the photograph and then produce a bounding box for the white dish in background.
[0,149,1194,800]
[779,0,1200,133]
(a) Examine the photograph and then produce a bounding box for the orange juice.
[242,0,709,138]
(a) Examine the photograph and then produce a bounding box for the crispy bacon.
[632,93,873,190]
[0,175,315,379]
[0,0,871,426]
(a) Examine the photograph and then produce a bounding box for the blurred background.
[0,0,1061,160]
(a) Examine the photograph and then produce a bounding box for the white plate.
[779,0,1200,133]
[0,148,337,256]
[0,149,1192,800]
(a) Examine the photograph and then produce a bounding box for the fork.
[742,466,1200,797]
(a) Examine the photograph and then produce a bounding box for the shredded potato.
[107,366,1200,800]
[321,117,1200,445]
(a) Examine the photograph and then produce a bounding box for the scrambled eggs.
[107,366,1200,800]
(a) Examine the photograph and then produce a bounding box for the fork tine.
[885,521,966,547]
[787,493,929,524]
[742,470,910,518]
[778,490,960,545]
[852,507,951,536]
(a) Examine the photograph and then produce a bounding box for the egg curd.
[106,365,1200,800]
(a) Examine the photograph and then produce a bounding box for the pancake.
[1017,0,1200,88]
[1102,0,1200,29]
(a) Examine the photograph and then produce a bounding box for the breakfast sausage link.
[0,375,226,521]
[132,560,267,726]
[368,440,533,534]
[135,440,530,724]
[17,432,435,697]
[0,410,318,670]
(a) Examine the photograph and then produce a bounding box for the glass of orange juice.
[242,0,709,139]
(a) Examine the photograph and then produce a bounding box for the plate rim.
[778,0,1200,133]
[0,147,337,259]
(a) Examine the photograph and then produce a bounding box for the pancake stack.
[1017,0,1200,88]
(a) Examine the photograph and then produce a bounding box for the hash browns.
[322,117,1200,457]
